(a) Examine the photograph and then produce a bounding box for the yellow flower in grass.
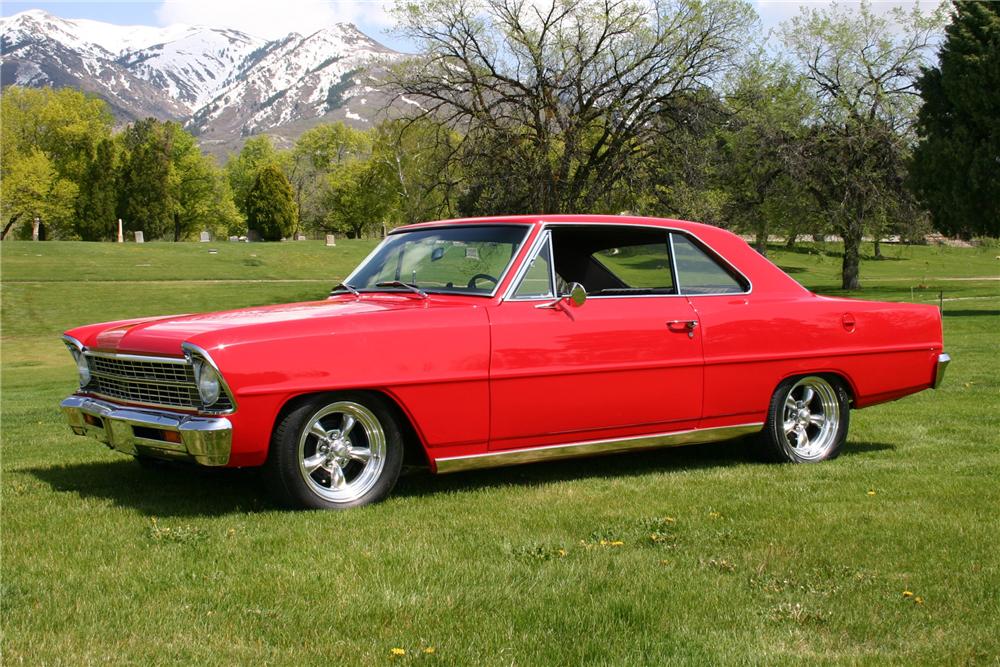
[708,511,721,519]
[867,489,877,497]
[390,647,406,657]
[902,590,914,598]
[915,596,924,605]
[423,647,436,654]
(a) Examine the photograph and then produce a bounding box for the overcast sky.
[2,0,931,53]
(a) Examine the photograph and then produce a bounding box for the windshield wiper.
[375,281,428,299]
[330,282,361,297]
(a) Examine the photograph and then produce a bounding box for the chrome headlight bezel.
[182,342,235,413]
[62,335,91,388]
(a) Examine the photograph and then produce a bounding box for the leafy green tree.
[246,165,297,241]
[781,1,945,289]
[323,159,393,238]
[117,119,176,239]
[0,149,78,239]
[911,1,1000,238]
[226,136,284,217]
[289,124,370,234]
[75,138,119,240]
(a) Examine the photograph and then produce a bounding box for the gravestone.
[247,230,260,242]
[134,231,144,243]
[229,236,239,242]
[296,233,307,241]
[199,231,211,242]
[465,246,479,259]
[117,218,124,243]
[382,223,387,238]
[325,234,336,247]
[32,217,40,241]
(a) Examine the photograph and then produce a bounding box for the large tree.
[911,1,1000,238]
[246,165,298,241]
[781,1,945,289]
[389,0,755,215]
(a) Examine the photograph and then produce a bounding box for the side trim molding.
[434,422,763,474]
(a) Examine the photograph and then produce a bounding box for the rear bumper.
[933,353,951,389]
[60,395,232,466]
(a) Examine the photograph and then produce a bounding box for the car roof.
[393,214,718,235]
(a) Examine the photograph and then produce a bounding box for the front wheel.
[759,375,850,463]
[264,392,404,509]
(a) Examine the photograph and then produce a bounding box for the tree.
[226,135,284,217]
[323,159,394,238]
[288,124,370,234]
[117,119,177,239]
[716,59,820,254]
[246,165,297,241]
[911,1,1000,238]
[782,1,945,289]
[0,149,78,239]
[389,0,755,214]
[75,138,119,240]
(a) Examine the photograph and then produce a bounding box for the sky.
[1,0,930,52]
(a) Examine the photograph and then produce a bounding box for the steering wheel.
[467,273,499,290]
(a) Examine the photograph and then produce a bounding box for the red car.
[61,215,950,509]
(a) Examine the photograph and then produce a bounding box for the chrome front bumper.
[61,396,232,466]
[934,353,951,389]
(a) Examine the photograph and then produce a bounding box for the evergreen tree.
[75,138,119,240]
[226,136,284,217]
[117,119,174,239]
[911,1,1000,238]
[246,165,297,241]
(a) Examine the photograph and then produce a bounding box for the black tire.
[264,392,404,509]
[758,375,850,463]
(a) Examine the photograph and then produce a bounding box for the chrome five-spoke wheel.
[298,401,386,503]
[265,392,404,509]
[761,375,849,463]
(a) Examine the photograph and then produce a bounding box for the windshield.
[345,225,530,296]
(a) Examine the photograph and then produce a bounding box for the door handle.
[666,320,698,338]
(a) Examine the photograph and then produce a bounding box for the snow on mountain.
[0,9,408,154]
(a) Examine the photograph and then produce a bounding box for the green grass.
[2,239,999,665]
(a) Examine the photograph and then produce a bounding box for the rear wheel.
[265,392,404,509]
[759,375,849,463]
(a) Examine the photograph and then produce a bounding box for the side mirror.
[566,282,586,308]
[534,282,587,310]
[431,247,445,262]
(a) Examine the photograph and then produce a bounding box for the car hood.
[67,295,482,357]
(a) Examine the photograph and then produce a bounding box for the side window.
[512,235,555,299]
[671,233,747,294]
[591,242,674,294]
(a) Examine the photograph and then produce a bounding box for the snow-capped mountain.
[0,9,406,155]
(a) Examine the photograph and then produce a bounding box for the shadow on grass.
[943,309,1000,317]
[26,437,897,515]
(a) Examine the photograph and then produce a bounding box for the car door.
[488,225,704,451]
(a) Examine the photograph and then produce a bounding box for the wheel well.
[781,372,856,406]
[269,390,431,469]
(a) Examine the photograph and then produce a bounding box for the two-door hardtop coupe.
[61,215,950,508]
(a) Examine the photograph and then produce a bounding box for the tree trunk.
[841,220,863,290]
[754,224,767,256]
[174,213,181,242]
[874,238,882,259]
[2,214,22,240]
[785,233,797,249]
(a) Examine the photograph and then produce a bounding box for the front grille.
[84,354,234,412]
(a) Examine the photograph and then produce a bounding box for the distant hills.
[0,10,407,157]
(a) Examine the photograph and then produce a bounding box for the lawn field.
[2,239,998,665]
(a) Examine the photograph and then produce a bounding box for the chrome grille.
[91,356,194,383]
[84,354,233,412]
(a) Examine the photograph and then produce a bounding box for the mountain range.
[0,10,407,157]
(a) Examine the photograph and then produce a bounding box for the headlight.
[75,352,92,387]
[195,361,221,406]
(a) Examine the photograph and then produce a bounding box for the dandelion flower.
[557,548,567,557]
[390,648,406,656]
[708,511,721,519]
[610,540,624,546]
[423,647,436,654]
[867,490,877,496]
[915,596,924,604]
[902,590,914,598]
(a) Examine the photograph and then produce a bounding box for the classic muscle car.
[61,215,950,508]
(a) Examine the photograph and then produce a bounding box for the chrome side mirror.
[535,282,587,309]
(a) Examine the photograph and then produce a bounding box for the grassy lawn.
[2,239,998,665]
